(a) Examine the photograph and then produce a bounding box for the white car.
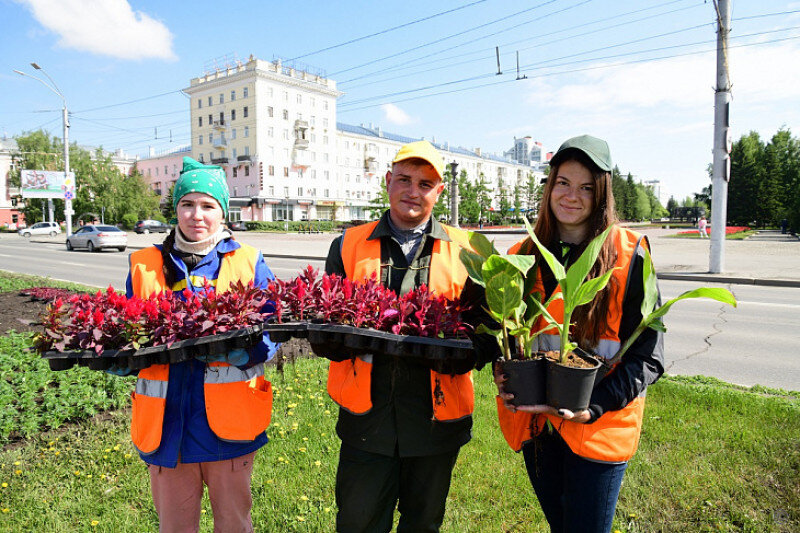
[66,225,127,252]
[18,221,61,238]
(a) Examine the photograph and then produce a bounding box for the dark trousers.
[335,442,460,533]
[522,430,627,533]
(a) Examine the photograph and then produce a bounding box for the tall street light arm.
[14,63,73,236]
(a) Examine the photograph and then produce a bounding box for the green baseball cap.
[550,134,613,172]
[173,157,230,218]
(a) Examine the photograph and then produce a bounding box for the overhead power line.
[286,0,487,62]
[72,90,184,114]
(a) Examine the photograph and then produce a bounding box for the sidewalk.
[19,227,800,287]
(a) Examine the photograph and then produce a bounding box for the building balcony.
[365,143,379,160]
[212,120,226,130]
[213,138,228,149]
[237,154,252,162]
[293,138,309,150]
[211,157,229,165]
[294,119,309,130]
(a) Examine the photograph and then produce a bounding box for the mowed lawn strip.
[0,271,798,531]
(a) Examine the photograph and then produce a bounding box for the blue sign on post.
[64,190,73,200]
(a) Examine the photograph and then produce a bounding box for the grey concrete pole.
[449,161,459,227]
[709,0,731,273]
[63,105,73,237]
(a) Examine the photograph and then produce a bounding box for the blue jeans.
[522,430,628,533]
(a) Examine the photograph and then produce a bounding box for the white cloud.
[381,103,414,125]
[18,0,176,61]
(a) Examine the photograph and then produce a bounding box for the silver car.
[66,225,128,252]
[18,221,61,237]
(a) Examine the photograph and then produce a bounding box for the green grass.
[0,271,96,293]
[0,356,798,532]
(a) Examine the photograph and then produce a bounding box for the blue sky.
[2,0,799,201]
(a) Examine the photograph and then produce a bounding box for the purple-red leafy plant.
[34,282,274,355]
[270,267,472,339]
[20,287,74,302]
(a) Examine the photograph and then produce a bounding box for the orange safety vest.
[326,221,475,422]
[497,226,648,462]
[128,245,273,455]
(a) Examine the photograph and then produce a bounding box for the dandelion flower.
[12,462,20,466]
[287,411,294,416]
[201,509,207,515]
[302,437,309,442]
[91,520,99,526]
[1,483,7,488]
[314,461,322,467]
[124,454,132,459]
[1,508,9,514]
[324,507,331,513]
[14,470,21,475]
[74,471,81,476]
[104,449,111,453]
[296,516,305,522]
[300,495,309,501]
[113,445,120,451]
[299,447,307,452]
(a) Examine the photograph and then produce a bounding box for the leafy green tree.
[624,173,638,220]
[728,132,764,226]
[525,171,542,218]
[366,179,389,219]
[476,173,492,224]
[666,196,679,217]
[458,170,480,224]
[434,170,451,221]
[611,166,628,220]
[512,184,523,223]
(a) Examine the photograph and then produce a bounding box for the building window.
[198,99,202,109]
[198,116,203,127]
[208,96,212,106]
[284,186,289,196]
[283,129,289,140]
[243,87,249,98]
[310,133,316,142]
[232,128,237,140]
[298,187,303,196]
[155,167,159,176]
[244,146,250,155]
[268,106,273,117]
[268,127,274,137]
[282,109,289,120]
[311,169,317,179]
[269,165,275,176]
[323,135,329,145]
[284,167,289,177]
[323,118,329,128]
[283,91,288,101]
[147,169,151,177]
[324,171,329,180]
[230,90,236,101]
[323,101,329,110]
[324,189,329,197]
[324,153,329,162]
[233,167,238,178]
[208,133,212,143]
[269,186,275,196]
[208,114,213,125]
[209,152,213,161]
[268,87,273,97]
[219,112,224,124]
[297,94,302,104]
[231,109,236,121]
[244,126,249,137]
[244,166,249,176]
[233,186,238,196]
[232,148,237,159]
[243,106,249,118]
[310,115,316,126]
[219,93,224,104]
[198,135,203,145]
[311,97,316,107]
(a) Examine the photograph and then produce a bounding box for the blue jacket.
[125,237,277,467]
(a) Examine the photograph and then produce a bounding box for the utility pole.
[710,0,731,273]
[449,161,459,227]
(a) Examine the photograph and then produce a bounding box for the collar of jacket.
[155,236,241,273]
[367,210,451,242]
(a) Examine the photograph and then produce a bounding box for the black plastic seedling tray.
[43,324,266,371]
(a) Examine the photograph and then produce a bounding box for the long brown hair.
[524,149,619,349]
[160,229,179,289]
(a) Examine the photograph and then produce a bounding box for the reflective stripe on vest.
[128,244,272,452]
[327,221,475,422]
[497,226,650,462]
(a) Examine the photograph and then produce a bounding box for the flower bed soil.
[0,292,47,335]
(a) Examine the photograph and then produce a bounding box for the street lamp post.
[285,195,290,232]
[14,63,73,236]
[449,161,459,227]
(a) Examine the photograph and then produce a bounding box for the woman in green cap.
[119,157,278,531]
[488,135,664,532]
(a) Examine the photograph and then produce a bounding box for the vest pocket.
[205,376,273,442]
[130,390,166,455]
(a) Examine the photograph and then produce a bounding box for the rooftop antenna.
[495,47,502,75]
[516,51,527,80]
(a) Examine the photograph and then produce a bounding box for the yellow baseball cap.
[391,140,445,181]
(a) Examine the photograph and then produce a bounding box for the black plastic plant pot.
[545,349,602,411]
[501,356,546,406]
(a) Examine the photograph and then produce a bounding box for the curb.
[658,272,800,288]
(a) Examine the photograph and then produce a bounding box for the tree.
[458,170,480,224]
[512,184,523,223]
[366,179,389,219]
[525,171,542,218]
[476,173,491,224]
[11,130,160,228]
[624,173,638,220]
[666,196,679,217]
[434,170,451,221]
[611,166,628,220]
[728,131,764,226]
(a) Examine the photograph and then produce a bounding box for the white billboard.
[20,170,75,199]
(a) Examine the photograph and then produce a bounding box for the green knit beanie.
[172,157,229,219]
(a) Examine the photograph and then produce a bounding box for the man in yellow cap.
[324,140,476,532]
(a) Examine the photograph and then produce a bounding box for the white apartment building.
[181,55,542,222]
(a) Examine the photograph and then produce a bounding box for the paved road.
[2,229,799,390]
